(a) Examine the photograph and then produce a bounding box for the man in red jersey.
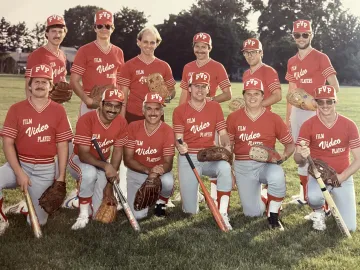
[0,64,73,235]
[294,85,360,232]
[70,9,124,116]
[124,93,175,219]
[68,88,128,230]
[285,19,340,207]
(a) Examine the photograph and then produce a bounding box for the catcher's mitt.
[38,181,66,214]
[228,97,245,113]
[49,82,73,103]
[147,73,169,99]
[286,88,317,111]
[308,159,340,187]
[134,172,162,211]
[197,146,232,164]
[249,145,283,164]
[94,195,117,223]
[87,84,116,109]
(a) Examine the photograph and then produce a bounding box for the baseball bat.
[300,141,351,238]
[91,138,141,232]
[177,139,229,232]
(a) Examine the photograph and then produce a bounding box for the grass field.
[0,75,360,270]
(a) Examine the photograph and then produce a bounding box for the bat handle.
[177,138,195,169]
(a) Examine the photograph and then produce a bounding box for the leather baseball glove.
[134,172,162,211]
[286,88,317,111]
[94,193,117,223]
[308,159,341,187]
[49,82,73,103]
[197,146,232,164]
[38,181,66,214]
[249,145,283,164]
[147,73,169,99]
[87,84,116,109]
[228,97,245,113]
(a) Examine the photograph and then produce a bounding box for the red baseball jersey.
[126,120,175,168]
[285,48,336,96]
[173,101,227,154]
[180,59,231,97]
[70,41,124,94]
[26,46,67,83]
[1,99,73,164]
[226,108,293,160]
[118,56,176,116]
[297,114,360,173]
[243,64,281,109]
[73,110,128,160]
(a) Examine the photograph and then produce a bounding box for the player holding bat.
[294,85,360,232]
[68,87,128,230]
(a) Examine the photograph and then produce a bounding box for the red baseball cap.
[293,20,312,33]
[243,78,264,92]
[144,93,166,107]
[189,72,210,86]
[242,38,262,51]
[30,64,53,80]
[46,15,66,27]
[193,32,212,47]
[102,87,124,103]
[95,10,114,25]
[314,85,337,100]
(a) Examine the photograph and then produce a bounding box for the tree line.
[1,0,360,84]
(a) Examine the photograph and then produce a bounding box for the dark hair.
[46,24,67,33]
[28,77,54,88]
[242,90,264,95]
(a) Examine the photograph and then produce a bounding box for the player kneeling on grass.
[294,85,360,232]
[226,78,295,231]
[124,93,175,219]
[68,88,128,230]
[173,71,233,230]
[0,64,72,235]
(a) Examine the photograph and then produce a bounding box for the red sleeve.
[285,59,296,83]
[70,47,87,76]
[25,51,42,78]
[173,107,185,134]
[274,114,293,144]
[320,53,337,78]
[55,106,73,142]
[296,120,311,146]
[348,120,360,149]
[114,118,128,147]
[163,62,176,89]
[163,125,175,157]
[1,105,19,139]
[226,113,236,143]
[118,61,132,87]
[73,115,92,146]
[125,122,136,149]
[116,49,125,85]
[215,103,226,132]
[180,65,189,91]
[216,63,231,90]
[265,67,281,93]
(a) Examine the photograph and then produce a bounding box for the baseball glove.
[308,159,341,187]
[228,97,245,113]
[147,73,169,99]
[49,82,73,103]
[249,145,283,164]
[87,84,116,109]
[38,181,66,215]
[94,195,117,223]
[286,88,317,111]
[134,172,162,211]
[197,146,232,164]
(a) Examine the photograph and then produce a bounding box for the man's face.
[243,50,263,67]
[46,27,66,46]
[193,42,211,61]
[100,101,121,122]
[30,78,52,98]
[137,31,158,57]
[293,32,312,50]
[316,99,336,117]
[143,102,163,125]
[95,24,114,40]
[189,83,209,102]
[243,89,263,108]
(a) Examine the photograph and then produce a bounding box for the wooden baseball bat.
[177,139,229,232]
[300,141,352,238]
[91,138,141,232]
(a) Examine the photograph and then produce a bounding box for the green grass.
[0,75,360,270]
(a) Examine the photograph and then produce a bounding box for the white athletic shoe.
[305,209,331,220]
[173,193,182,202]
[62,190,79,209]
[4,200,28,215]
[312,212,326,231]
[71,214,89,230]
[221,213,233,231]
[166,199,175,208]
[288,195,307,206]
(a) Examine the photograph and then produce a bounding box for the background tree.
[30,23,46,49]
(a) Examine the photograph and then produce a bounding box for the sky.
[1,0,360,31]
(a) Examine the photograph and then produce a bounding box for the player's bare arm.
[110,146,123,172]
[327,74,340,92]
[124,147,151,174]
[56,141,69,182]
[178,89,188,105]
[281,141,295,162]
[168,86,176,100]
[286,82,297,126]
[337,147,360,183]
[70,73,93,107]
[262,88,282,107]
[212,87,232,103]
[153,156,173,175]
[218,129,231,152]
[293,144,308,166]
[120,86,130,117]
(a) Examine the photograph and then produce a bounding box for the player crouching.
[226,78,294,230]
[68,88,128,230]
[0,64,72,235]
[124,93,175,219]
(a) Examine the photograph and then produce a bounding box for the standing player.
[118,25,176,124]
[70,9,124,116]
[124,93,175,219]
[242,38,282,110]
[0,64,72,235]
[226,78,294,230]
[68,88,127,230]
[285,19,339,205]
[294,85,360,231]
[173,71,233,230]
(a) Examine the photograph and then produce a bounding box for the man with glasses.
[242,38,282,110]
[68,88,128,230]
[70,9,124,117]
[294,85,360,232]
[285,19,339,207]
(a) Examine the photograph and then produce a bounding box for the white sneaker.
[288,196,307,206]
[312,212,326,231]
[4,200,28,215]
[62,190,79,209]
[304,211,316,220]
[221,213,233,231]
[166,199,175,208]
[172,193,181,202]
[71,214,89,230]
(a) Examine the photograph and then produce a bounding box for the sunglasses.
[315,99,336,106]
[96,24,112,30]
[293,33,310,39]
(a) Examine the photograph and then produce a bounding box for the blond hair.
[137,25,162,45]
